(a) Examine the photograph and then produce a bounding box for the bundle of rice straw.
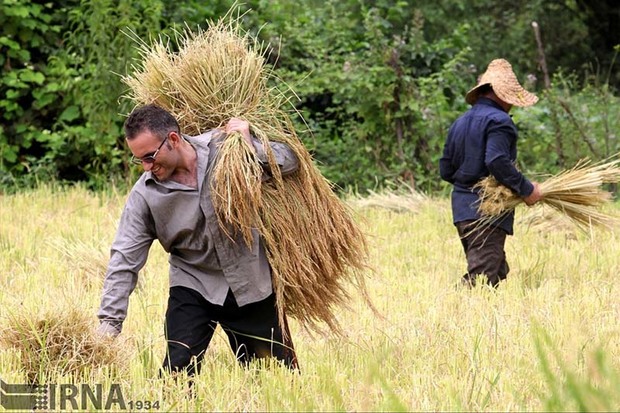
[122,12,370,335]
[474,157,620,232]
[1,307,125,383]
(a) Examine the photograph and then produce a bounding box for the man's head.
[465,59,538,108]
[124,104,180,141]
[124,104,185,181]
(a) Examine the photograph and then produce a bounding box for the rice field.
[1,185,619,411]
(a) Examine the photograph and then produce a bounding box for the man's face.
[127,130,175,181]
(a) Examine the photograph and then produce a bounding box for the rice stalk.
[474,157,620,232]
[210,132,263,246]
[122,12,371,335]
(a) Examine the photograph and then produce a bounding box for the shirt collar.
[475,96,505,111]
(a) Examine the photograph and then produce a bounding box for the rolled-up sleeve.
[97,191,155,333]
[252,139,300,178]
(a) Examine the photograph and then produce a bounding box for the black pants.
[162,287,298,375]
[456,221,509,287]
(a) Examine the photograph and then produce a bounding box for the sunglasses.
[130,136,168,165]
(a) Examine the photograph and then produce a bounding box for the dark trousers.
[162,286,298,375]
[456,221,509,287]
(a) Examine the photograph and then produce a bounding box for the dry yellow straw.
[475,157,620,232]
[347,184,429,214]
[1,307,126,383]
[122,11,371,335]
[516,206,575,234]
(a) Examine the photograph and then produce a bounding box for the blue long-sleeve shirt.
[439,98,534,234]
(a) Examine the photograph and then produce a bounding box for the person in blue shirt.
[439,58,543,287]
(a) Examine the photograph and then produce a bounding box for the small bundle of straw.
[347,184,429,214]
[1,307,125,383]
[122,11,370,335]
[475,158,620,231]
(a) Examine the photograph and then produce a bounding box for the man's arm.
[225,118,300,177]
[485,121,536,201]
[97,191,155,337]
[439,142,456,184]
[252,140,300,177]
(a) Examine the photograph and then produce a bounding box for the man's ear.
[168,131,182,146]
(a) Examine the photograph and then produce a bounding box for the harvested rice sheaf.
[1,307,126,383]
[475,158,620,232]
[122,13,371,335]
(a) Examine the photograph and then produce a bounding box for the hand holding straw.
[475,157,620,231]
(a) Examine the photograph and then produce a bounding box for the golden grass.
[50,238,109,289]
[475,158,620,232]
[2,186,620,411]
[122,13,369,335]
[516,206,576,234]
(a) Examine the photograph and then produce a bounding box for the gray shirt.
[97,130,299,334]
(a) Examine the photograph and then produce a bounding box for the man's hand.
[96,321,121,338]
[523,181,543,206]
[225,118,253,148]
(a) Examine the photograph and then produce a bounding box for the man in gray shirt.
[97,104,300,374]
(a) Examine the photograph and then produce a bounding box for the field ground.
[1,185,619,411]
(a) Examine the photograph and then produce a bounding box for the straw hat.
[465,58,538,107]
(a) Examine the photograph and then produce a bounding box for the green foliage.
[516,70,620,177]
[414,0,598,90]
[55,0,163,185]
[1,0,619,193]
[161,0,237,27]
[0,0,65,185]
[0,0,162,189]
[265,0,473,191]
